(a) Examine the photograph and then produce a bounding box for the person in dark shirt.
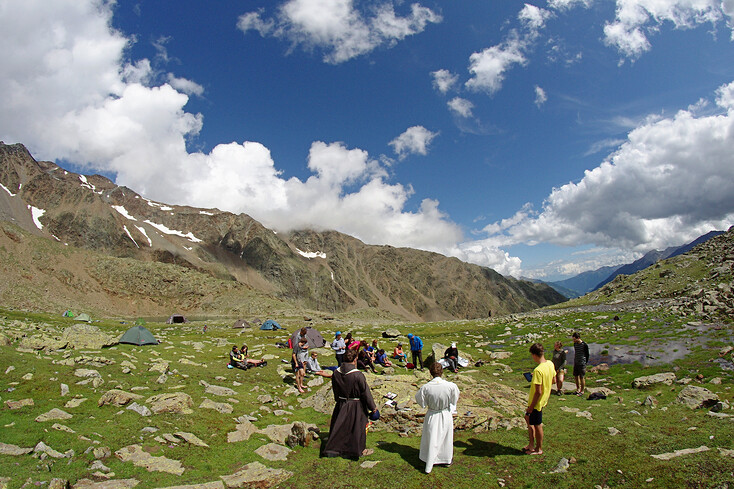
[572,332,590,396]
[551,341,567,395]
[444,342,460,373]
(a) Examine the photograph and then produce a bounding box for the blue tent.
[260,319,282,330]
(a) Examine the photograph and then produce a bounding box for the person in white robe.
[415,362,460,473]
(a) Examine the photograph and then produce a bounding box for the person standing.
[293,338,309,393]
[551,341,567,395]
[407,333,424,370]
[332,331,346,367]
[322,349,377,459]
[524,342,555,455]
[415,362,460,474]
[572,332,589,396]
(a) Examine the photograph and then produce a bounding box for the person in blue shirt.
[407,333,424,370]
[331,331,346,366]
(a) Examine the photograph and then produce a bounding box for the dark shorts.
[573,364,586,377]
[527,409,543,426]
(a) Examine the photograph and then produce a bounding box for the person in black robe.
[323,348,377,459]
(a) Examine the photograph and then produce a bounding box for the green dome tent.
[120,325,158,346]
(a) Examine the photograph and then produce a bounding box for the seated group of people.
[228,345,267,370]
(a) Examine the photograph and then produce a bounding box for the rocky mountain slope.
[0,142,566,320]
[568,226,734,320]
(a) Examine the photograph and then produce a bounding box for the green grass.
[1,307,732,488]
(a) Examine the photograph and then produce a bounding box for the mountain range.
[0,142,566,321]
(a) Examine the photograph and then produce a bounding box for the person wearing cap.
[392,343,407,363]
[444,342,460,373]
[331,331,346,367]
[407,333,424,370]
[415,362,460,473]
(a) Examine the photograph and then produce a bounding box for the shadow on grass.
[456,438,524,457]
[377,442,424,471]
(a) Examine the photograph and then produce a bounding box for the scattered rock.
[152,483,224,489]
[65,398,88,408]
[126,402,152,417]
[488,351,513,360]
[72,478,139,488]
[0,442,33,456]
[115,444,185,475]
[719,448,734,458]
[287,421,320,448]
[74,368,101,379]
[90,460,111,473]
[5,398,34,410]
[227,419,258,443]
[149,361,169,375]
[60,384,69,396]
[48,479,68,489]
[62,324,118,350]
[676,385,720,409]
[93,447,112,459]
[199,398,233,414]
[174,432,209,448]
[33,441,71,459]
[146,393,193,415]
[608,427,620,436]
[35,408,72,422]
[98,390,143,407]
[200,380,237,397]
[220,461,293,488]
[360,460,381,468]
[651,445,710,460]
[642,396,658,408]
[254,443,291,461]
[52,423,75,433]
[632,372,676,388]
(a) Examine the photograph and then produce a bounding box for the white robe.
[415,377,460,472]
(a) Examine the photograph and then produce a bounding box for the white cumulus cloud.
[389,126,439,159]
[448,97,474,118]
[431,69,459,93]
[477,80,734,253]
[238,0,442,64]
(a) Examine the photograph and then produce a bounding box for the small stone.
[61,384,69,396]
[5,398,34,410]
[127,402,152,417]
[551,457,570,473]
[360,461,380,468]
[35,408,73,422]
[651,445,710,460]
[608,427,620,436]
[254,443,291,461]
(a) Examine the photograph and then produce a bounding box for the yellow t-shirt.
[528,360,556,412]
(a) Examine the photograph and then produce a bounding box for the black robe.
[322,363,376,458]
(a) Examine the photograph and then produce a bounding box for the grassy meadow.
[0,306,732,489]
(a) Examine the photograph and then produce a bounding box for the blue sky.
[1,0,734,280]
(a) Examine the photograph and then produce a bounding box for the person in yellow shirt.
[523,342,556,455]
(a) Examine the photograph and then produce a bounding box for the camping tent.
[76,313,92,322]
[62,310,75,318]
[166,314,188,324]
[260,319,282,330]
[290,327,326,348]
[232,319,252,329]
[120,325,158,346]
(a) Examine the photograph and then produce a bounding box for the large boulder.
[61,324,118,350]
[115,444,184,475]
[146,393,193,415]
[632,372,677,388]
[676,385,720,409]
[381,329,401,338]
[98,389,143,407]
[18,335,67,351]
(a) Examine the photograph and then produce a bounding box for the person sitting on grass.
[306,351,334,377]
[444,342,460,373]
[357,348,377,373]
[229,346,247,370]
[375,349,392,367]
[240,344,267,367]
[523,342,556,456]
[393,343,407,363]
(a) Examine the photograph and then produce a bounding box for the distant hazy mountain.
[593,230,725,290]
[547,266,622,298]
